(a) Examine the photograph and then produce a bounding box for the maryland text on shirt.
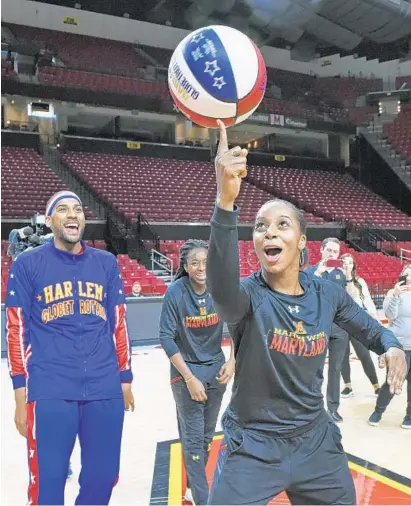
[5,240,133,402]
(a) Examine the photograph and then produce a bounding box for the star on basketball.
[213,76,226,90]
[204,60,220,77]
[191,32,204,44]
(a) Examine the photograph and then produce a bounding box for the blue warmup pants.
[208,413,356,505]
[26,399,124,505]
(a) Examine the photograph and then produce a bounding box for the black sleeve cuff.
[211,204,241,228]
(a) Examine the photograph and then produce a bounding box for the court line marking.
[166,435,411,503]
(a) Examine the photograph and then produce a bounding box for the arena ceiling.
[36,0,411,62]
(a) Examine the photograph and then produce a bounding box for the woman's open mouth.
[263,247,282,263]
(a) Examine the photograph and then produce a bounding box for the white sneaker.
[184,488,195,504]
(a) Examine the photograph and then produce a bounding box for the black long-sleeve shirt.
[159,276,225,382]
[207,205,402,435]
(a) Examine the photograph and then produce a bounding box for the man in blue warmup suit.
[5,191,134,505]
[305,238,348,422]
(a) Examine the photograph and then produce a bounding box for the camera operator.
[7,226,54,261]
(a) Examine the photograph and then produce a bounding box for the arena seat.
[396,75,411,89]
[1,147,96,219]
[384,105,411,163]
[5,23,148,77]
[312,76,383,107]
[39,67,169,100]
[158,240,406,288]
[0,240,167,300]
[63,152,324,225]
[246,165,411,229]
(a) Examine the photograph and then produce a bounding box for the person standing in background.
[305,238,348,423]
[369,264,411,429]
[159,239,235,505]
[340,253,381,397]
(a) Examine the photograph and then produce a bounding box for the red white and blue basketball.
[168,25,267,128]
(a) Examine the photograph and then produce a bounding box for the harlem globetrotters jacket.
[5,240,133,403]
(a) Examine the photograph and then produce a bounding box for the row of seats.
[158,240,406,287]
[384,105,411,163]
[37,65,377,127]
[396,76,411,89]
[40,66,169,100]
[63,152,324,224]
[3,148,410,229]
[1,147,95,219]
[4,22,384,127]
[0,241,167,300]
[5,23,148,78]
[246,165,411,228]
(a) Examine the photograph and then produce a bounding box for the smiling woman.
[158,239,235,505]
[204,120,407,506]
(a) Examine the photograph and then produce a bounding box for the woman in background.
[369,264,411,429]
[159,239,235,505]
[340,253,381,397]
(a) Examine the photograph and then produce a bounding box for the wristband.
[185,375,195,383]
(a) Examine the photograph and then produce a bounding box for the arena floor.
[1,345,410,505]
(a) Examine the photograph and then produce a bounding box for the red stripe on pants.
[27,401,39,505]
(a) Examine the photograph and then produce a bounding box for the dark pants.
[327,325,349,412]
[172,368,226,505]
[26,399,124,505]
[341,336,379,386]
[208,414,355,505]
[375,350,411,416]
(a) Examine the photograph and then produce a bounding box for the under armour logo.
[192,455,200,461]
[198,298,206,304]
[288,305,300,314]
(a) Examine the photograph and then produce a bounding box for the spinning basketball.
[168,25,267,128]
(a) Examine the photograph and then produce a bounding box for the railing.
[135,213,160,252]
[400,248,411,262]
[362,220,397,255]
[369,282,393,309]
[151,249,174,280]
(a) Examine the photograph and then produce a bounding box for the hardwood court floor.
[1,346,410,505]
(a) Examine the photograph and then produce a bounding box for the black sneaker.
[368,411,382,427]
[341,387,353,398]
[401,416,411,429]
[328,411,343,423]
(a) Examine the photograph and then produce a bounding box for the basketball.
[168,25,267,128]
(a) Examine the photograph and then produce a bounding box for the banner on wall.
[126,141,141,149]
[285,117,307,129]
[248,113,284,126]
[63,16,78,25]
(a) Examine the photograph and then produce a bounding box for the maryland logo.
[293,321,307,335]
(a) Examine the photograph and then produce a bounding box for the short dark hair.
[174,239,208,280]
[321,237,340,249]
